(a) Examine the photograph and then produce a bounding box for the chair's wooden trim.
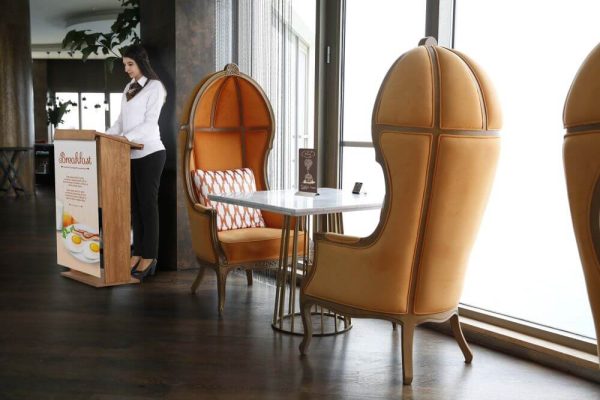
[374,124,500,136]
[181,125,198,206]
[590,173,600,271]
[232,68,277,191]
[300,293,457,325]
[403,45,444,314]
[451,50,488,131]
[565,123,600,133]
[233,76,247,167]
[191,202,224,264]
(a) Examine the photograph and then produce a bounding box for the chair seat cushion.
[218,227,305,264]
[192,168,266,231]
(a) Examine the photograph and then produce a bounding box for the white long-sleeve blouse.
[106,76,166,159]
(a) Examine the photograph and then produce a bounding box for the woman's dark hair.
[121,45,160,81]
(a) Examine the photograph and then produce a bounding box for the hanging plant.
[61,0,140,72]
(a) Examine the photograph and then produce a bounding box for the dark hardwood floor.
[1,187,600,399]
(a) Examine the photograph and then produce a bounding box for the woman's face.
[123,57,142,81]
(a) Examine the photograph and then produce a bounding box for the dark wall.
[46,60,129,93]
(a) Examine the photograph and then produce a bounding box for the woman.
[106,45,166,280]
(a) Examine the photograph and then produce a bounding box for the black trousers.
[131,150,165,259]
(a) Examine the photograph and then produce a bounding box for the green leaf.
[60,0,139,62]
[62,29,93,51]
[81,46,95,62]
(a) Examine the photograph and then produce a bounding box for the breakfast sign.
[54,140,101,277]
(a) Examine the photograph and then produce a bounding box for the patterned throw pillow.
[191,168,266,231]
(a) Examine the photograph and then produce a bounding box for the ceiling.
[29,0,136,59]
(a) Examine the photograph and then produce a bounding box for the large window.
[81,93,107,132]
[341,0,425,236]
[216,0,316,190]
[56,91,122,135]
[454,0,599,338]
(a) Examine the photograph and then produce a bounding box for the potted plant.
[46,96,77,142]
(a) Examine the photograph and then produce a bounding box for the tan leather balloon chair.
[180,63,303,314]
[298,39,502,384]
[563,43,600,357]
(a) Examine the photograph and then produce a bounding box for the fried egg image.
[83,241,101,262]
[65,233,84,253]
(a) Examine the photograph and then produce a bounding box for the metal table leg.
[272,213,352,336]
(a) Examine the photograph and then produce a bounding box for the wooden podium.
[54,129,143,287]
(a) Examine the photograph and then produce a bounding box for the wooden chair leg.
[299,298,313,355]
[246,270,253,286]
[392,322,397,331]
[217,269,228,315]
[401,323,414,385]
[450,313,473,363]
[190,266,206,294]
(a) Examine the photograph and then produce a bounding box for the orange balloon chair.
[298,39,502,384]
[180,64,303,314]
[563,43,600,357]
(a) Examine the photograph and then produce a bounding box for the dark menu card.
[298,148,317,194]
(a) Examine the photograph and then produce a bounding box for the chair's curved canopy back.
[181,64,275,205]
[563,42,600,347]
[370,42,502,315]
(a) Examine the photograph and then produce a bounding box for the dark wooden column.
[0,0,35,193]
[140,0,216,270]
[175,0,217,269]
[32,60,49,144]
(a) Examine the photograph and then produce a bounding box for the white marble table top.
[208,188,383,217]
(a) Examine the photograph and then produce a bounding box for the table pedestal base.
[272,310,352,336]
[273,213,351,335]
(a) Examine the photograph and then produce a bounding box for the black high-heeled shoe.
[132,259,157,281]
[130,257,141,273]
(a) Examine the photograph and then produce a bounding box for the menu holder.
[296,148,318,197]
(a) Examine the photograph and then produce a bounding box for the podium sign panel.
[54,140,101,277]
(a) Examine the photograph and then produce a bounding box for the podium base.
[61,269,139,287]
